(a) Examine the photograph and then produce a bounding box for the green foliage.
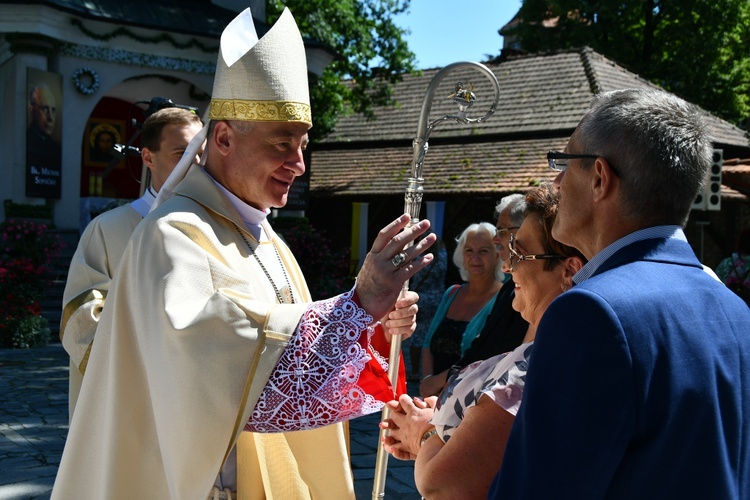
[271,217,355,300]
[3,313,50,349]
[511,0,750,125]
[268,0,417,139]
[0,219,63,349]
[3,201,52,220]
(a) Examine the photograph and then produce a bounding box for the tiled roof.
[722,185,747,200]
[319,48,748,146]
[723,158,750,174]
[312,138,566,197]
[320,50,596,143]
[721,158,750,198]
[311,47,749,198]
[587,50,748,148]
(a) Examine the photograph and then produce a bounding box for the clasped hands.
[379,394,438,460]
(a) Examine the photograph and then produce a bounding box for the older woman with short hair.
[419,222,504,397]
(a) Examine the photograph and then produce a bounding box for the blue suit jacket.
[489,236,750,499]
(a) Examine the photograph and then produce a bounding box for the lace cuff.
[246,288,389,432]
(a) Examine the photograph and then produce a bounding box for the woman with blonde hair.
[419,222,503,397]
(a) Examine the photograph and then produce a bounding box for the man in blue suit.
[489,88,750,499]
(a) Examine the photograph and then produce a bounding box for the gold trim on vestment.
[209,99,312,125]
[219,223,271,495]
[221,328,264,499]
[60,289,107,342]
[79,342,94,375]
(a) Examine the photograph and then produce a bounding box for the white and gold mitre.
[209,7,311,126]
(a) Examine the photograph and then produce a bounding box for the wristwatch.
[420,428,438,448]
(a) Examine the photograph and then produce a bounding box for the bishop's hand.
[355,214,436,322]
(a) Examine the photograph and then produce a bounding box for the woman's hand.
[379,394,436,460]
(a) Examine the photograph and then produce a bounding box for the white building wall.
[1,3,331,230]
[0,4,218,230]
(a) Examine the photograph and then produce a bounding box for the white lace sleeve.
[246,288,387,432]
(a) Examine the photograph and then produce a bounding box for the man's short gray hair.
[576,88,712,227]
[494,193,527,227]
[207,119,255,138]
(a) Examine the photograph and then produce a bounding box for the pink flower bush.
[0,218,63,348]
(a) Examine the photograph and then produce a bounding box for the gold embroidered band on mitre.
[209,99,312,126]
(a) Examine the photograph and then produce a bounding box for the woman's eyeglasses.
[507,233,562,271]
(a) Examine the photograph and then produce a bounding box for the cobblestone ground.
[0,344,421,500]
[0,345,68,500]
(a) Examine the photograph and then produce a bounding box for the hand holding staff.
[372,61,501,499]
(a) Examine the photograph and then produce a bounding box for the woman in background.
[715,228,750,305]
[403,231,448,381]
[419,222,503,397]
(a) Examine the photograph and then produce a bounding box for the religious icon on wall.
[82,118,125,197]
[26,68,63,198]
[84,119,125,166]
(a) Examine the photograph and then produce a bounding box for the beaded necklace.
[233,222,295,304]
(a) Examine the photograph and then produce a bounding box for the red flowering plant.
[272,217,355,301]
[0,218,63,348]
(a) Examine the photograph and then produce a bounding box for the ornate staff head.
[405,62,501,222]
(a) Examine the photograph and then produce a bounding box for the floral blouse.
[431,341,534,441]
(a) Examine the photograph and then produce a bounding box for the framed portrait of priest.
[26,68,63,198]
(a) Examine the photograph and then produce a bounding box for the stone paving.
[0,344,421,500]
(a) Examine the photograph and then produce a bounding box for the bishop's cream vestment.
[53,165,398,499]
